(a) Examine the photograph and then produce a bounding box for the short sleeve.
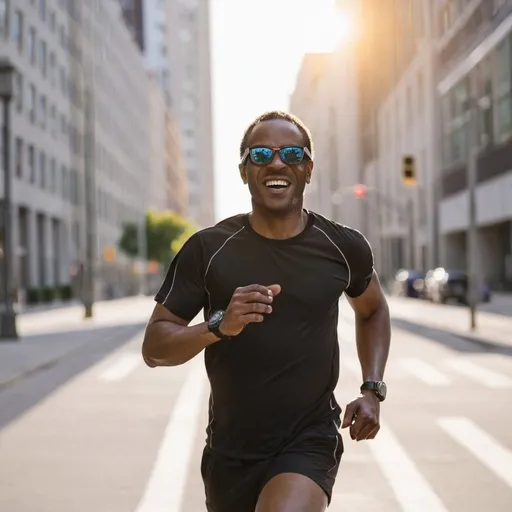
[344,229,374,298]
[155,233,206,321]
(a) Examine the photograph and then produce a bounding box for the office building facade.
[0,0,161,305]
[436,0,512,290]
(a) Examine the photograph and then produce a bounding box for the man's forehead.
[247,119,304,146]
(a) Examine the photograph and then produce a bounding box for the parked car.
[392,269,425,298]
[423,267,491,304]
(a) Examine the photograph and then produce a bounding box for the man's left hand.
[341,391,380,441]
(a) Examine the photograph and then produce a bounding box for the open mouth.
[264,179,291,189]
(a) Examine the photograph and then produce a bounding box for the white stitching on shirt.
[203,225,245,448]
[162,260,179,306]
[313,225,352,289]
[204,226,245,318]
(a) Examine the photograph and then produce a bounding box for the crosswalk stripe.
[367,424,448,511]
[98,354,141,382]
[399,358,451,386]
[135,358,207,512]
[438,416,512,489]
[444,359,512,388]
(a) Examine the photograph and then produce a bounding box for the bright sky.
[210,0,347,221]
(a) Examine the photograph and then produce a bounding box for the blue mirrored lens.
[250,147,274,164]
[280,146,304,164]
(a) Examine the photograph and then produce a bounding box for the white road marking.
[399,358,451,386]
[444,359,512,388]
[367,424,449,511]
[98,353,141,382]
[135,358,207,512]
[438,416,512,489]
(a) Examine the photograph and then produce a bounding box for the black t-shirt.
[155,210,374,459]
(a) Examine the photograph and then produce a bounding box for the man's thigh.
[256,473,328,512]
[256,418,344,511]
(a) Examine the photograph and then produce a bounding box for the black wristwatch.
[207,310,228,339]
[360,381,387,402]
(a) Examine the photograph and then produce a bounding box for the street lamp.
[0,58,18,340]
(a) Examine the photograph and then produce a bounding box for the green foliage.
[118,210,197,264]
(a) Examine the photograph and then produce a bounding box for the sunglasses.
[240,146,312,166]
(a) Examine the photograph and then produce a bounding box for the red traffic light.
[353,184,368,198]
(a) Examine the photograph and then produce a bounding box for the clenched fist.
[219,284,281,337]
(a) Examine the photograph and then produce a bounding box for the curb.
[0,326,137,392]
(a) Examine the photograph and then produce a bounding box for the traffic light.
[402,155,417,186]
[353,184,368,198]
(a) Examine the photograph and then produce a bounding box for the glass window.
[494,37,512,140]
[12,10,23,51]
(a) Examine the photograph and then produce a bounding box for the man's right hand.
[220,284,281,337]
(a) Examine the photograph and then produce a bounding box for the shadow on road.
[0,321,147,431]
[391,318,512,357]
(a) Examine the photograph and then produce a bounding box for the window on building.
[28,145,35,183]
[14,72,23,112]
[494,36,512,142]
[38,0,46,21]
[475,56,493,148]
[39,151,46,189]
[40,95,46,128]
[0,0,7,37]
[29,84,37,122]
[50,157,56,192]
[12,10,23,52]
[15,138,23,178]
[39,39,47,76]
[29,27,36,64]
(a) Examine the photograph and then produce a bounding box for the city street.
[0,297,511,511]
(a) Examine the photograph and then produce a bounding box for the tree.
[118,210,197,265]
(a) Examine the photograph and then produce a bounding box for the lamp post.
[0,58,18,340]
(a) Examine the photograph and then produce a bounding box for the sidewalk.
[386,296,512,349]
[0,296,154,390]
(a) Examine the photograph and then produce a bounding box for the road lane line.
[399,358,451,386]
[135,358,207,512]
[367,424,449,511]
[438,416,512,489]
[98,354,141,382]
[444,359,512,388]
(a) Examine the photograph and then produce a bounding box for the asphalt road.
[0,297,511,511]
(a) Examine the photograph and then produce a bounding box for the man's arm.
[142,305,220,367]
[346,270,390,382]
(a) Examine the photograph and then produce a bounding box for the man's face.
[239,119,314,214]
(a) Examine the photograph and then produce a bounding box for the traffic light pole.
[466,95,479,331]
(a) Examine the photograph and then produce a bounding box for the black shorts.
[201,418,344,512]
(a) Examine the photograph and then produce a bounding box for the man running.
[142,111,391,511]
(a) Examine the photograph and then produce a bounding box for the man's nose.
[267,150,286,169]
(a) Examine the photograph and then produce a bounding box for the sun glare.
[301,5,356,53]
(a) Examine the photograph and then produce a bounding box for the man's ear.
[305,161,314,184]
[239,164,248,184]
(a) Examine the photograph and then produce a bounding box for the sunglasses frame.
[240,145,313,166]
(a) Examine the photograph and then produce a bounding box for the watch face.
[377,381,387,399]
[209,310,224,326]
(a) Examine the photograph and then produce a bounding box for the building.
[0,0,158,306]
[289,50,364,232]
[165,114,189,216]
[354,0,439,281]
[436,0,512,290]
[166,0,215,227]
[120,0,195,221]
[148,74,169,212]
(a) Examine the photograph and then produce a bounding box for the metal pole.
[467,94,479,331]
[0,96,18,339]
[83,88,96,319]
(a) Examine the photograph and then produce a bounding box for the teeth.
[265,180,289,187]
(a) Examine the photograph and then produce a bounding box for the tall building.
[0,0,160,305]
[289,50,364,232]
[166,0,215,228]
[355,0,439,280]
[120,0,194,221]
[436,0,512,290]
